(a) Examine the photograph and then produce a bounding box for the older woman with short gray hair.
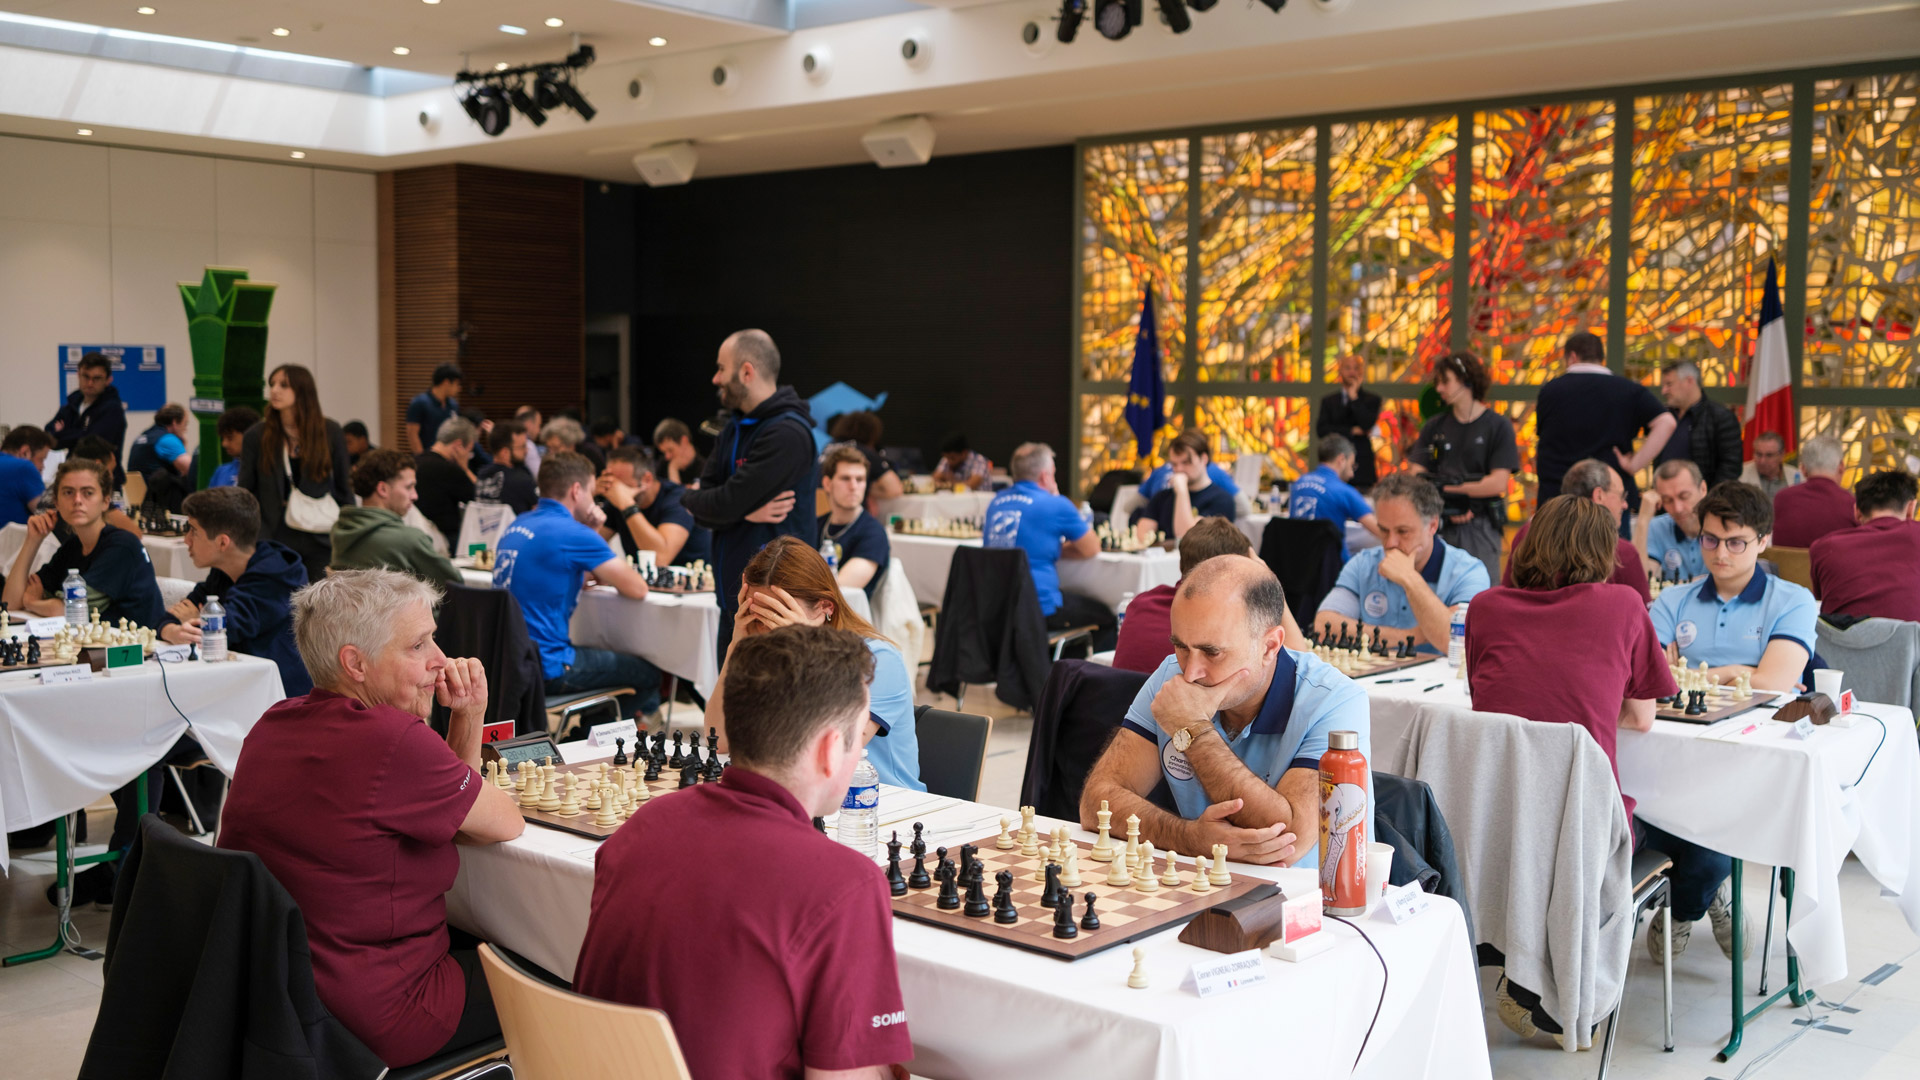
[218,568,523,1067]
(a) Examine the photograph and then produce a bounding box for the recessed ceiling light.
[392,46,410,55]
[494,61,509,71]
[76,128,93,136]
[649,36,667,47]
[135,6,155,14]
[500,24,527,35]
[422,0,439,4]
[272,27,289,36]
[545,17,564,28]
[289,151,306,159]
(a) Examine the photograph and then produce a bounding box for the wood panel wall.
[380,164,583,451]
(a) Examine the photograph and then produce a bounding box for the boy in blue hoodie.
[160,486,314,696]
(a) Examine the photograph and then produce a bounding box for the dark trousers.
[1635,816,1732,922]
[546,647,664,716]
[422,927,502,1064]
[1047,590,1118,657]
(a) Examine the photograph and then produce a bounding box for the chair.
[1109,484,1147,528]
[870,556,928,674]
[432,585,548,736]
[1019,660,1160,822]
[1258,517,1344,623]
[914,705,992,801]
[927,546,1054,712]
[545,688,633,741]
[1769,545,1813,590]
[1596,848,1675,1079]
[1086,469,1141,516]
[122,470,149,509]
[1814,615,1920,712]
[478,943,692,1080]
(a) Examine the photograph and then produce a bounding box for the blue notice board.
[57,345,167,412]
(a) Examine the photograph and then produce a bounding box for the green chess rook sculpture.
[178,266,276,488]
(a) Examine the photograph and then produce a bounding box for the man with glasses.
[1634,459,1708,580]
[1643,481,1816,964]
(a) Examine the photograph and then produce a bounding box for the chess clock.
[481,731,565,771]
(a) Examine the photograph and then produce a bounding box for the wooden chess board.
[890,831,1274,961]
[501,756,718,840]
[895,525,982,539]
[645,582,713,595]
[1309,649,1437,679]
[1657,687,1773,725]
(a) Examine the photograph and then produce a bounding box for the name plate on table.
[25,616,64,637]
[1380,882,1433,924]
[39,664,91,684]
[154,643,190,662]
[1187,949,1268,999]
[589,718,640,748]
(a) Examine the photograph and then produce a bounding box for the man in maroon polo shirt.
[1772,436,1855,548]
[1811,470,1920,623]
[574,625,911,1080]
[1502,458,1649,603]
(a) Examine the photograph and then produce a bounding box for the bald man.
[1080,556,1372,867]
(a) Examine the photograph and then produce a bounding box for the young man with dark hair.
[589,419,633,451]
[475,423,538,515]
[405,364,464,455]
[495,451,663,719]
[1634,458,1708,580]
[127,403,193,479]
[160,486,312,695]
[594,445,709,567]
[1645,480,1816,962]
[1112,517,1310,674]
[203,406,262,489]
[413,416,479,548]
[1286,434,1381,561]
[1314,473,1488,653]
[0,424,52,526]
[816,445,890,599]
[574,625,912,1080]
[5,458,163,628]
[651,417,704,488]
[1534,331,1675,503]
[1131,429,1238,543]
[1503,458,1649,601]
[342,420,373,465]
[1810,470,1920,623]
[47,353,128,482]
[331,448,462,587]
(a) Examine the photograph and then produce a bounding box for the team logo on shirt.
[985,512,1021,548]
[871,1010,908,1028]
[1162,739,1195,781]
[1663,548,1683,573]
[1363,591,1389,619]
[1675,620,1698,648]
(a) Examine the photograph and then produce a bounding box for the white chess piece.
[1061,846,1082,888]
[997,818,1015,850]
[1191,856,1212,893]
[1135,843,1160,893]
[1127,946,1149,989]
[1209,844,1231,886]
[1091,801,1115,862]
[1105,848,1133,887]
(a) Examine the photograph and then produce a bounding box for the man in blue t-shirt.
[984,442,1114,651]
[0,424,51,527]
[201,406,260,490]
[1131,429,1239,543]
[1080,556,1369,868]
[494,451,664,718]
[595,445,710,568]
[1314,473,1488,654]
[1287,434,1381,560]
[1635,459,1708,582]
[405,363,463,455]
[816,445,890,601]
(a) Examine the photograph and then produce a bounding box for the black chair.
[432,585,547,736]
[1086,469,1142,516]
[914,705,993,801]
[1597,848,1674,1078]
[1019,660,1168,822]
[1258,517,1344,624]
[927,547,1055,712]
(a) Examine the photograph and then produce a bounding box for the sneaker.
[1647,906,1692,963]
[1707,878,1751,959]
[45,864,116,911]
[1494,975,1539,1039]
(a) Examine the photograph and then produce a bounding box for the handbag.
[282,444,339,533]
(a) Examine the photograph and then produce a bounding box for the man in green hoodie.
[331,448,462,588]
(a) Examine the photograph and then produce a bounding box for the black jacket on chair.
[1020,659,1177,821]
[81,815,385,1080]
[1373,771,1473,948]
[1259,517,1345,624]
[927,546,1053,711]
[431,584,545,736]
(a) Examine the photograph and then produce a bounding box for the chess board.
[1310,649,1437,680]
[895,524,982,539]
[890,832,1275,961]
[1657,687,1773,725]
[502,755,718,840]
[645,581,713,596]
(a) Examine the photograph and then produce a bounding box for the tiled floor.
[7,676,1920,1079]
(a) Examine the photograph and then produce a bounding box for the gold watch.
[1171,721,1212,753]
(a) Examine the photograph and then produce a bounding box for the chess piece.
[1160,855,1181,888]
[1192,856,1212,893]
[1209,844,1231,886]
[908,847,931,889]
[1061,846,1083,888]
[992,870,1019,924]
[593,790,617,827]
[1127,946,1149,989]
[1040,863,1064,909]
[556,776,581,817]
[708,727,721,765]
[962,862,991,918]
[537,772,563,812]
[1052,889,1080,939]
[1685,689,1707,716]
[668,731,686,769]
[1135,843,1160,893]
[997,818,1015,850]
[678,758,700,788]
[1125,815,1141,869]
[643,755,662,783]
[1091,800,1116,862]
[1105,849,1133,887]
[1019,810,1040,856]
[582,781,602,811]
[910,822,927,857]
[886,832,907,897]
[613,738,627,767]
[935,859,961,911]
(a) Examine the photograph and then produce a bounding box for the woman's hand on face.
[751,585,826,629]
[435,656,489,715]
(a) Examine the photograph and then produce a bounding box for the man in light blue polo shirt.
[1314,472,1487,653]
[1287,434,1381,561]
[1636,459,1708,581]
[1081,556,1369,869]
[983,441,1113,651]
[1642,480,1815,966]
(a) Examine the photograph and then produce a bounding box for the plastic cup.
[1814,669,1844,700]
[1366,842,1394,909]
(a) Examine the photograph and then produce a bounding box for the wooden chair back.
[477,944,693,1080]
[1769,545,1813,590]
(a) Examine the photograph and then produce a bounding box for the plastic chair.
[914,706,992,801]
[478,943,693,1080]
[1087,469,1141,515]
[1597,848,1675,1078]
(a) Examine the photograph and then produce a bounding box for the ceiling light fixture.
[459,83,512,136]
[545,18,564,28]
[455,44,594,136]
[1094,0,1138,39]
[289,151,306,158]
[76,128,93,136]
[494,61,509,70]
[392,46,409,54]
[272,27,289,36]
[507,78,547,126]
[1155,0,1191,32]
[1055,0,1084,42]
[500,24,527,35]
[135,7,155,14]
[648,36,667,47]
[423,0,439,4]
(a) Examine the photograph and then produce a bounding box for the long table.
[448,768,1491,1080]
[0,520,205,582]
[892,533,1180,611]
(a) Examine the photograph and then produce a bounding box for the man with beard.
[476,424,538,514]
[682,329,819,659]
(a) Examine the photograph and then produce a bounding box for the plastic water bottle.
[1448,601,1469,669]
[1079,501,1094,525]
[200,595,228,662]
[62,569,87,627]
[819,535,838,571]
[1117,591,1136,632]
[839,751,879,859]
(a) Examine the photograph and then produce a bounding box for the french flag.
[1743,257,1795,458]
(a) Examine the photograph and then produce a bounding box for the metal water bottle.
[1319,730,1370,916]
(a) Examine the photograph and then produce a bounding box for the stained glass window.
[1193,396,1312,485]
[1079,394,1180,492]
[1805,73,1920,390]
[1470,102,1615,384]
[1801,406,1920,488]
[1324,115,1458,385]
[1626,84,1795,386]
[1082,141,1188,383]
[1196,128,1317,384]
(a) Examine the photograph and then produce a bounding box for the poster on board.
[57,345,167,412]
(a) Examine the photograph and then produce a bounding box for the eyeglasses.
[1699,533,1755,554]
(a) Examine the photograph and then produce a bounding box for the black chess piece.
[612,738,628,767]
[992,870,1018,924]
[1080,892,1101,931]
[908,847,931,889]
[186,643,197,662]
[1051,891,1079,939]
[959,843,979,884]
[677,758,700,788]
[1685,689,1707,716]
[707,727,720,763]
[668,731,686,769]
[886,832,907,897]
[812,816,828,833]
[643,755,661,782]
[935,859,960,910]
[962,861,990,918]
[910,822,926,858]
[1039,863,1063,909]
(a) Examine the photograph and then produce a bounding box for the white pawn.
[1160,854,1182,888]
[1191,856,1213,893]
[1135,843,1160,893]
[997,818,1016,850]
[1127,946,1149,989]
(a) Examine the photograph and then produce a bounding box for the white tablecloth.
[448,789,1490,1080]
[1359,670,1920,988]
[894,533,1180,611]
[876,490,997,524]
[0,522,206,582]
[0,651,285,871]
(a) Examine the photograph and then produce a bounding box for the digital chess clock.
[481,732,565,772]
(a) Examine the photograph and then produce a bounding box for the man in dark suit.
[1317,355,1382,489]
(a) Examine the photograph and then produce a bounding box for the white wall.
[0,135,379,458]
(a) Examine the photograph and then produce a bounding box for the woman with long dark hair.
[238,364,352,583]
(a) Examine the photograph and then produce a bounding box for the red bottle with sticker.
[1318,730,1370,916]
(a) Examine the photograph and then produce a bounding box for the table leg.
[2,771,148,968]
[1716,861,1810,1061]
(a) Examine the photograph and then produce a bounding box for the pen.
[1422,683,1445,692]
[1375,678,1415,683]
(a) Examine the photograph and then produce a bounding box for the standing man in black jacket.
[1317,355,1383,490]
[1657,361,1743,488]
[48,352,129,485]
[682,329,818,660]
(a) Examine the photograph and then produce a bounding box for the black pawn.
[1080,892,1102,931]
[704,749,723,781]
[886,832,907,897]
[1039,863,1063,909]
[992,870,1018,924]
[668,731,685,768]
[908,848,931,889]
[962,862,990,918]
[935,859,960,910]
[677,758,700,788]
[1051,892,1079,939]
[910,823,926,858]
[612,738,627,767]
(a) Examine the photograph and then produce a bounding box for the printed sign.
[58,345,167,412]
[1189,949,1268,999]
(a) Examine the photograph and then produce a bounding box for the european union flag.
[1124,288,1164,456]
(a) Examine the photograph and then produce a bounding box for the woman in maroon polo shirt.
[218,569,525,1067]
[1464,495,1677,1045]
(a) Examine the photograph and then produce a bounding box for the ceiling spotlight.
[1155,0,1191,32]
[76,128,93,136]
[552,77,596,122]
[545,17,564,28]
[648,36,667,47]
[289,151,306,158]
[272,27,290,36]
[534,70,564,111]
[1255,0,1286,10]
[460,84,512,136]
[1188,0,1217,8]
[393,46,410,55]
[136,6,155,14]
[1056,0,1084,43]
[1094,0,1136,39]
[495,61,509,71]
[422,0,439,4]
[500,24,527,35]
[506,79,547,126]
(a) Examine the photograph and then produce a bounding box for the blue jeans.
[546,647,663,717]
[1636,817,1733,921]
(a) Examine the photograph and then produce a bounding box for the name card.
[154,643,191,662]
[1188,949,1268,999]
[25,617,64,637]
[39,664,91,684]
[188,397,224,414]
[1380,881,1433,924]
[1786,716,1817,741]
[588,718,640,749]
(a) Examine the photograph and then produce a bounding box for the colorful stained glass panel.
[1800,406,1920,489]
[1196,128,1317,384]
[1082,141,1188,383]
[1193,396,1312,486]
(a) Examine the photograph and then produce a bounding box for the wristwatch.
[620,504,643,521]
[1171,720,1212,753]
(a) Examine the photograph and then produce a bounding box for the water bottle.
[839,751,879,859]
[819,535,838,571]
[62,569,87,626]
[1117,591,1135,632]
[200,595,228,662]
[1447,601,1469,669]
[1079,501,1094,525]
